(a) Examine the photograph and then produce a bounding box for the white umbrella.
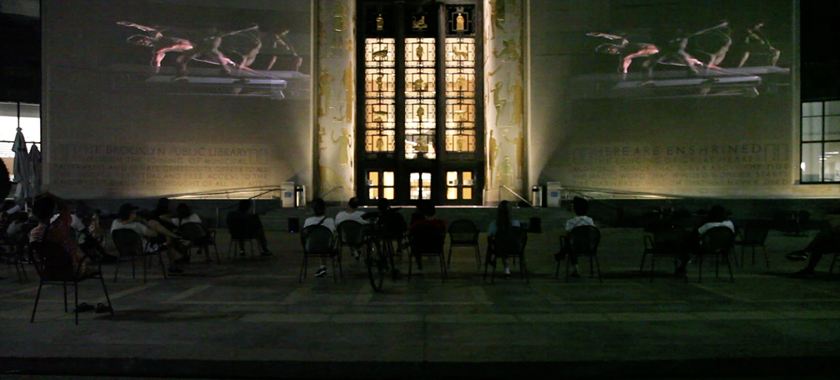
[12,127,33,202]
[29,144,42,195]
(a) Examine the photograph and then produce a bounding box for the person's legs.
[256,228,270,253]
[794,231,840,275]
[569,254,580,276]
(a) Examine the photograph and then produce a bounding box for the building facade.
[42,0,818,204]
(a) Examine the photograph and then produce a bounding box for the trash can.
[531,186,543,208]
[281,182,295,208]
[294,185,306,208]
[288,218,300,233]
[529,217,542,233]
[546,182,562,208]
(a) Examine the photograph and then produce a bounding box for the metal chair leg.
[30,281,43,323]
[74,281,79,325]
[99,275,115,317]
[595,255,602,283]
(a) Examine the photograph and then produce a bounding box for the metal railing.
[499,185,533,207]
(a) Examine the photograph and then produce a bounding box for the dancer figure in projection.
[587,32,660,76]
[642,22,729,81]
[118,21,198,73]
[175,25,259,79]
[737,22,780,67]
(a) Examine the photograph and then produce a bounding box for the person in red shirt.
[408,201,446,273]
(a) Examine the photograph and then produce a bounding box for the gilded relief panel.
[316,0,356,201]
[484,0,525,201]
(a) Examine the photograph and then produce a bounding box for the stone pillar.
[484,0,526,203]
[315,0,356,202]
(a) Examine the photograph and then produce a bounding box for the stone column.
[485,0,526,203]
[314,0,357,202]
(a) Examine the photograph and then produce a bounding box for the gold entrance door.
[356,0,484,206]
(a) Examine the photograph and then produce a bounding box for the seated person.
[171,203,203,226]
[487,200,521,278]
[675,204,735,276]
[226,200,272,257]
[29,196,99,278]
[408,200,446,274]
[172,203,213,262]
[111,203,184,274]
[376,198,408,255]
[58,201,117,263]
[149,197,177,231]
[789,212,840,277]
[335,197,369,260]
[559,197,596,278]
[303,198,336,278]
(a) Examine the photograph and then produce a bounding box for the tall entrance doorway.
[356,0,484,206]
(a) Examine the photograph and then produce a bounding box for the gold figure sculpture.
[416,105,425,123]
[488,0,506,40]
[332,0,347,50]
[375,137,384,151]
[453,108,468,121]
[488,130,498,189]
[413,77,427,92]
[504,131,524,179]
[373,110,388,122]
[491,81,507,126]
[332,128,352,167]
[509,79,523,125]
[413,15,427,30]
[376,14,384,31]
[375,75,384,91]
[454,75,467,91]
[501,156,513,189]
[343,62,354,122]
[494,39,521,62]
[455,13,465,31]
[416,44,424,60]
[318,67,334,117]
[416,136,428,155]
[372,48,389,60]
[452,47,468,60]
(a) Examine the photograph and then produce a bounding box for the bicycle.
[361,211,402,292]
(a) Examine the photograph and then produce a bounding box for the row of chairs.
[300,219,530,284]
[28,221,218,325]
[640,225,771,283]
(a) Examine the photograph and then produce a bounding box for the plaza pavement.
[1,224,839,379]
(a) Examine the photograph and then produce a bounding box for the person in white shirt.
[172,203,215,262]
[675,204,735,276]
[560,197,596,278]
[171,203,203,227]
[111,203,184,274]
[334,197,369,260]
[303,198,335,277]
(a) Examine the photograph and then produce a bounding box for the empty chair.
[112,229,168,284]
[734,224,770,268]
[640,226,690,282]
[696,226,736,283]
[447,219,481,269]
[299,225,341,283]
[558,225,602,283]
[29,241,114,325]
[484,227,528,284]
[408,223,447,283]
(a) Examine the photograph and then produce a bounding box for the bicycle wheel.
[366,239,385,292]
